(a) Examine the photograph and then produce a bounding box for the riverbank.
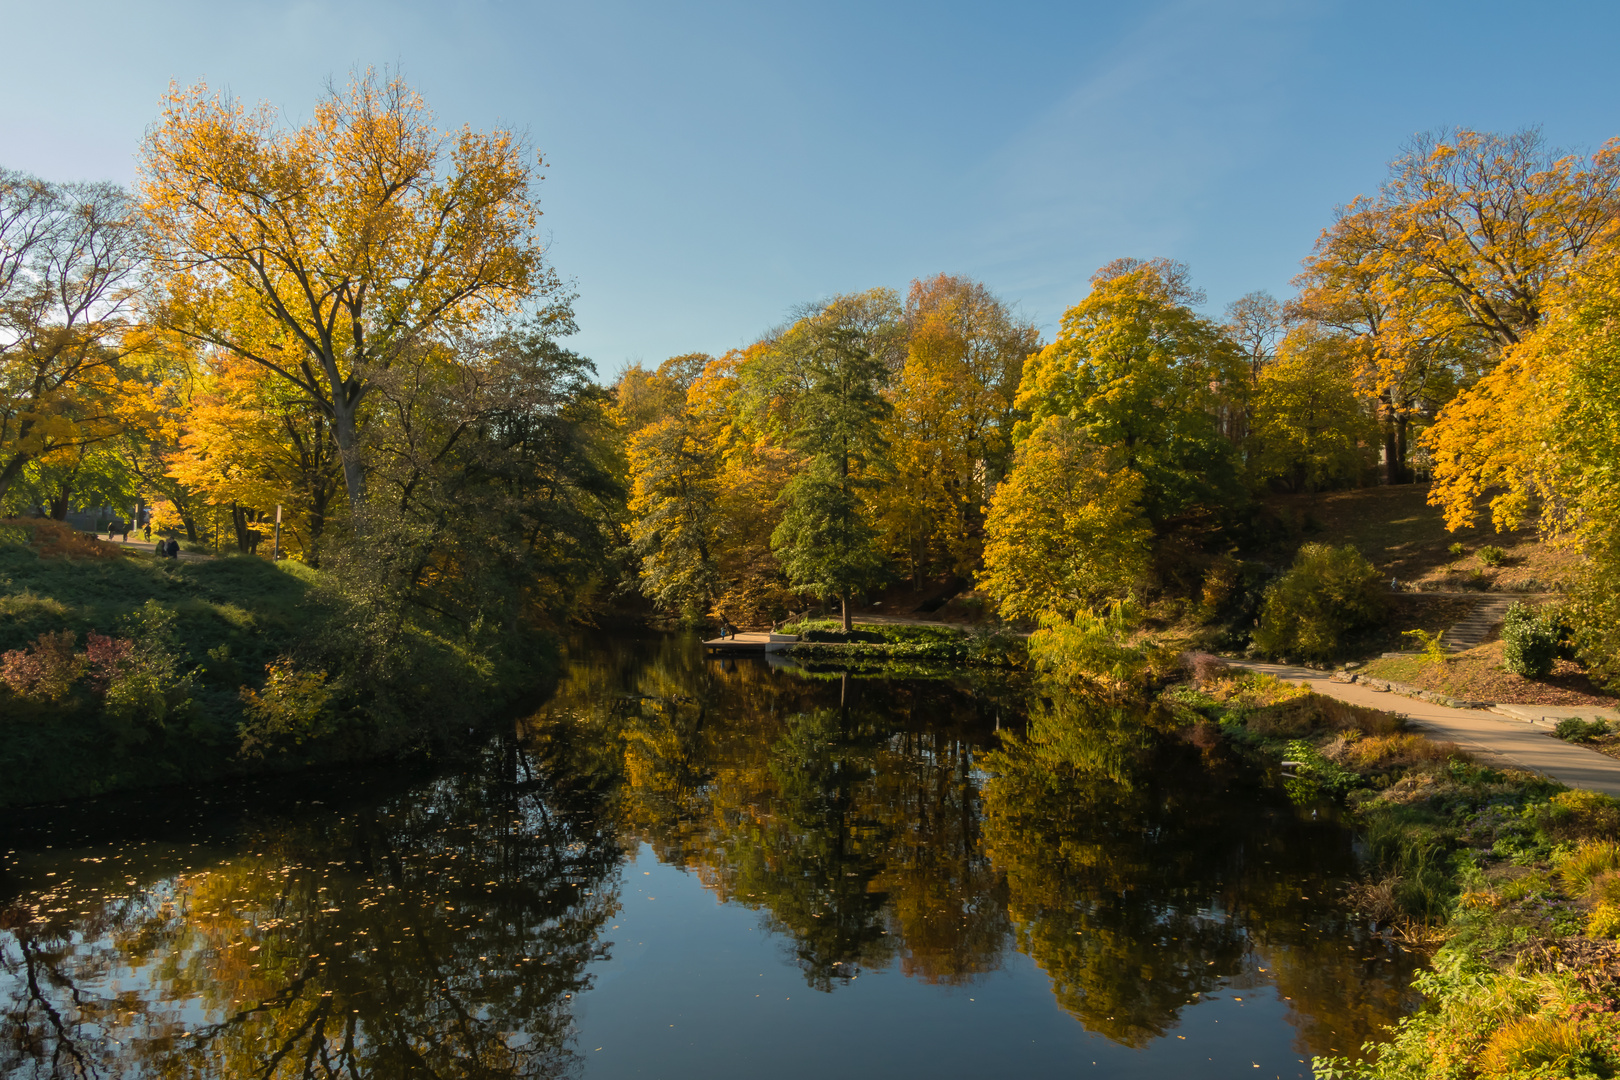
[0,523,555,807]
[776,617,1026,667]
[1166,659,1620,1077]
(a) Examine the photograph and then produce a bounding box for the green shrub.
[1553,716,1610,743]
[1533,788,1620,840]
[1569,540,1620,693]
[1502,602,1559,678]
[1448,541,1467,560]
[1478,544,1506,567]
[1252,543,1387,662]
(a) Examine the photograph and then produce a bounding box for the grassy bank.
[1165,658,1620,1078]
[0,522,555,807]
[1362,642,1620,710]
[778,618,1026,666]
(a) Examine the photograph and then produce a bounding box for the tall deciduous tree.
[139,72,556,517]
[1248,328,1378,493]
[1297,128,1620,483]
[876,275,1039,582]
[763,301,895,631]
[626,411,724,619]
[1015,261,1246,523]
[0,170,142,505]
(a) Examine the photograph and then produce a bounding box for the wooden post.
[272,505,282,561]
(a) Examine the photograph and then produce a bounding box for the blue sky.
[3,0,1616,377]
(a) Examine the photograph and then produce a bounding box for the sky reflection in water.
[0,631,1422,1078]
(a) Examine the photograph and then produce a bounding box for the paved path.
[1224,659,1620,797]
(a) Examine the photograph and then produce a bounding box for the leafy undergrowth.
[1363,641,1620,708]
[1167,654,1620,1079]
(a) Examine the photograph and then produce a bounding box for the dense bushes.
[1251,543,1387,662]
[1501,601,1561,678]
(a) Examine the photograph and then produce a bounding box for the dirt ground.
[1363,640,1620,708]
[1266,484,1578,592]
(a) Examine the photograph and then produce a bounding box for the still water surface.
[1,632,1423,1078]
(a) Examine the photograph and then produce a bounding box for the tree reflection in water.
[2,631,1422,1077]
[1,735,621,1079]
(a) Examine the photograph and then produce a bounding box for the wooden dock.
[702,632,799,654]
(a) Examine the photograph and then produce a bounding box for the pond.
[0,631,1424,1079]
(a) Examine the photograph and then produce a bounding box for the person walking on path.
[107,518,123,542]
[143,522,152,542]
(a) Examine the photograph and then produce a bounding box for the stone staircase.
[1439,595,1517,652]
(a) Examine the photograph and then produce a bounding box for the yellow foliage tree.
[139,71,555,514]
[979,416,1151,622]
[876,274,1039,582]
[1298,129,1620,482]
[167,352,344,558]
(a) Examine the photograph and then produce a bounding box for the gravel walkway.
[1222,658,1620,797]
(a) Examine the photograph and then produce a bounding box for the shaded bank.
[0,534,559,807]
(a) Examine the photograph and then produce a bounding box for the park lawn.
[1265,484,1578,592]
[1361,640,1620,708]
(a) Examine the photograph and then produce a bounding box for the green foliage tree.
[1014,259,1248,523]
[1249,327,1379,491]
[764,310,894,631]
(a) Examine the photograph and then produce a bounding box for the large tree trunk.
[330,375,367,520]
[1381,393,1402,485]
[841,590,852,633]
[0,451,30,508]
[1394,415,1410,484]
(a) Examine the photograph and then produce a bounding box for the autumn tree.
[979,416,1150,622]
[1219,289,1286,449]
[0,170,142,506]
[1426,246,1620,687]
[167,352,344,557]
[1298,128,1620,482]
[139,71,556,518]
[614,352,710,438]
[626,405,724,619]
[1248,327,1378,492]
[876,274,1039,582]
[1015,260,1246,523]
